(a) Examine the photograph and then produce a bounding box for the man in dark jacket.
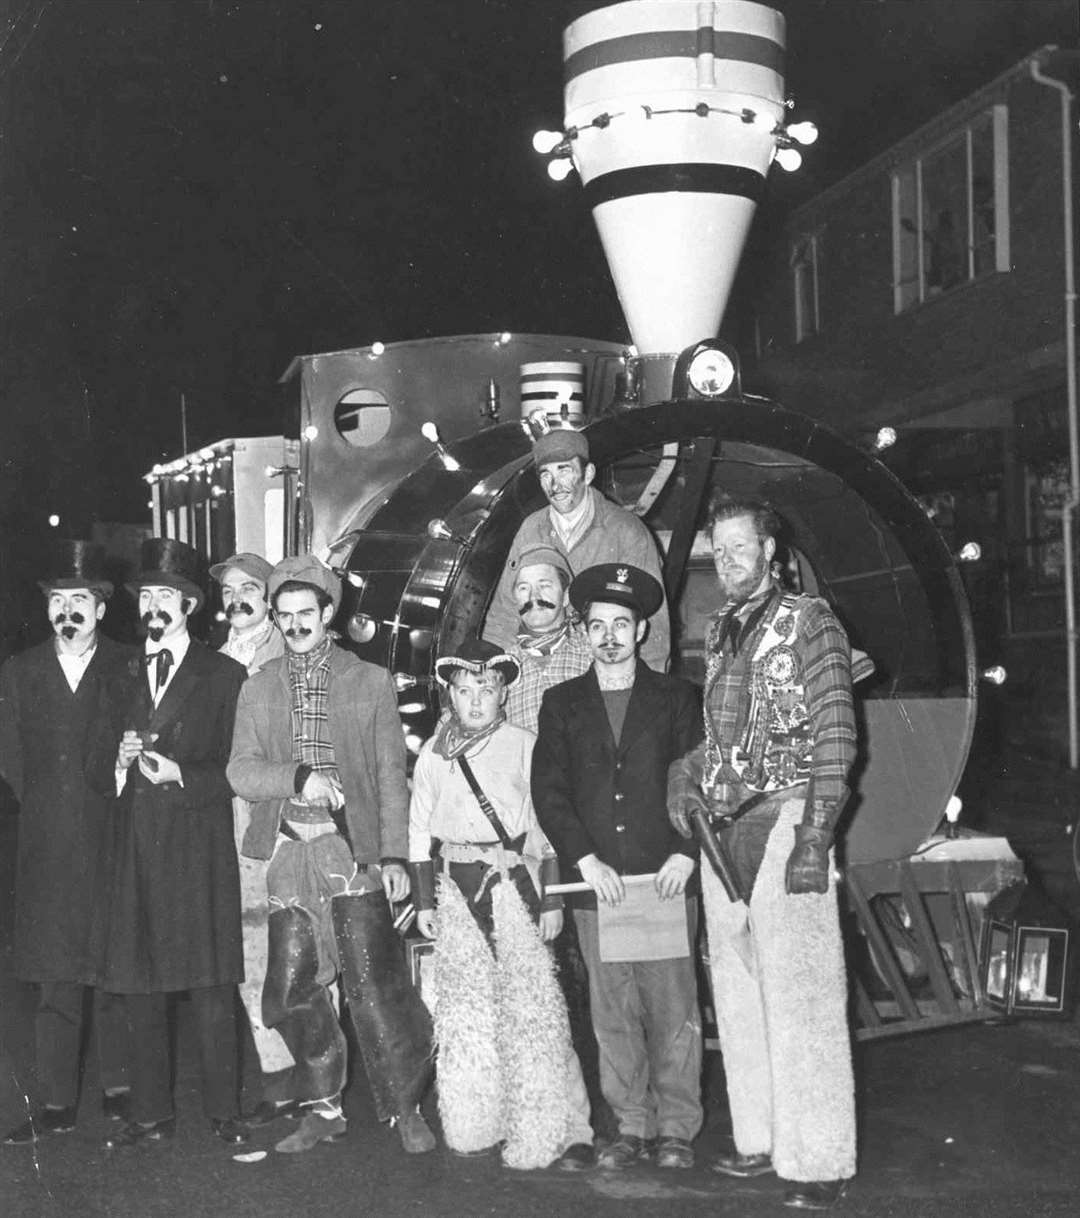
[100,538,248,1149]
[0,541,131,1145]
[532,563,703,1171]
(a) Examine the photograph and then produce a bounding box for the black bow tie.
[150,648,173,693]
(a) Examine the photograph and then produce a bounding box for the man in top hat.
[408,636,595,1170]
[483,428,670,674]
[503,543,592,735]
[667,495,857,1211]
[227,555,434,1156]
[208,552,294,1126]
[0,541,132,1145]
[531,564,703,1171]
[100,537,248,1149]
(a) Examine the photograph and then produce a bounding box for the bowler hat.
[569,563,664,620]
[209,552,274,585]
[434,636,520,688]
[37,539,113,598]
[532,428,589,468]
[127,538,206,613]
[268,555,342,613]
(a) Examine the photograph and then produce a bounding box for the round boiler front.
[342,397,976,865]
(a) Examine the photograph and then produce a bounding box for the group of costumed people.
[2,415,864,1211]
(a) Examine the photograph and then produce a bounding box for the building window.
[791,232,822,342]
[892,105,1009,312]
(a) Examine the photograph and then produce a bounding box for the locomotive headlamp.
[673,340,741,400]
[687,348,736,397]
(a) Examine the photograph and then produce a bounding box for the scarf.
[515,617,574,657]
[220,615,275,672]
[288,635,338,783]
[549,487,595,553]
[431,712,505,762]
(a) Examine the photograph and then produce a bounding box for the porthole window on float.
[334,389,391,447]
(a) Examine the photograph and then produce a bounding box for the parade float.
[145,1,1058,1035]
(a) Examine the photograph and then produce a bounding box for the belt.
[439,839,525,867]
[710,783,809,830]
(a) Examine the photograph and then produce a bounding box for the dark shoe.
[555,1142,596,1172]
[783,1180,849,1210]
[3,1106,78,1145]
[240,1099,302,1127]
[102,1091,131,1123]
[395,1109,435,1154]
[655,1136,694,1169]
[210,1118,250,1145]
[103,1118,175,1149]
[711,1150,774,1178]
[597,1134,648,1169]
[274,1111,347,1154]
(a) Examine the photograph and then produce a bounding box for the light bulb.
[958,542,982,563]
[787,120,819,146]
[547,157,574,182]
[981,665,1007,686]
[532,129,563,154]
[775,146,803,172]
[874,426,897,452]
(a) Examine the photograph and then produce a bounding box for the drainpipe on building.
[1030,50,1079,768]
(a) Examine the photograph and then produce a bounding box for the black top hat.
[569,563,664,620]
[37,540,114,598]
[434,635,520,688]
[126,537,207,613]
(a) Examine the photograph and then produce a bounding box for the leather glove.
[667,755,708,840]
[784,824,832,895]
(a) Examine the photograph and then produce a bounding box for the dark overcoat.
[101,640,246,993]
[531,661,703,909]
[0,634,131,983]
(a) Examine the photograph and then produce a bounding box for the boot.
[263,906,347,1103]
[332,891,434,1126]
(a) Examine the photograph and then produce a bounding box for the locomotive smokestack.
[558,0,787,388]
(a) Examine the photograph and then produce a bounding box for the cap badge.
[616,567,629,583]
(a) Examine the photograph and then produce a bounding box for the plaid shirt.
[288,636,340,787]
[505,625,593,735]
[704,585,855,812]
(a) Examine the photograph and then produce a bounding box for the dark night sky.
[1,0,1077,544]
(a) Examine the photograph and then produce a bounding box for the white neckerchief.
[549,486,595,551]
[145,631,191,705]
[55,639,98,693]
[220,615,274,673]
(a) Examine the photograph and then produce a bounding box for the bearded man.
[668,495,857,1212]
[0,541,131,1145]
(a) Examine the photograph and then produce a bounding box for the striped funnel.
[563,0,786,355]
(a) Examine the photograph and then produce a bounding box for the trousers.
[35,984,129,1108]
[701,794,856,1183]
[575,900,703,1142]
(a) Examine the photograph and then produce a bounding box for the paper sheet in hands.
[597,874,690,963]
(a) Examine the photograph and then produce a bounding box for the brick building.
[746,47,1079,764]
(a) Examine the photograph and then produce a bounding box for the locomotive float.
[146,1,1033,1033]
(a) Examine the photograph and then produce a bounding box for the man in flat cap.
[101,537,248,1149]
[503,543,592,735]
[531,564,703,1171]
[0,541,132,1145]
[209,553,294,1127]
[227,555,434,1156]
[483,428,670,674]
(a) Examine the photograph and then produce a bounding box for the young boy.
[408,637,594,1171]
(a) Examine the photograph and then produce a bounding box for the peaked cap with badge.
[569,563,664,620]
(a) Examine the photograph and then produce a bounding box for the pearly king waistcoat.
[703,592,814,796]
